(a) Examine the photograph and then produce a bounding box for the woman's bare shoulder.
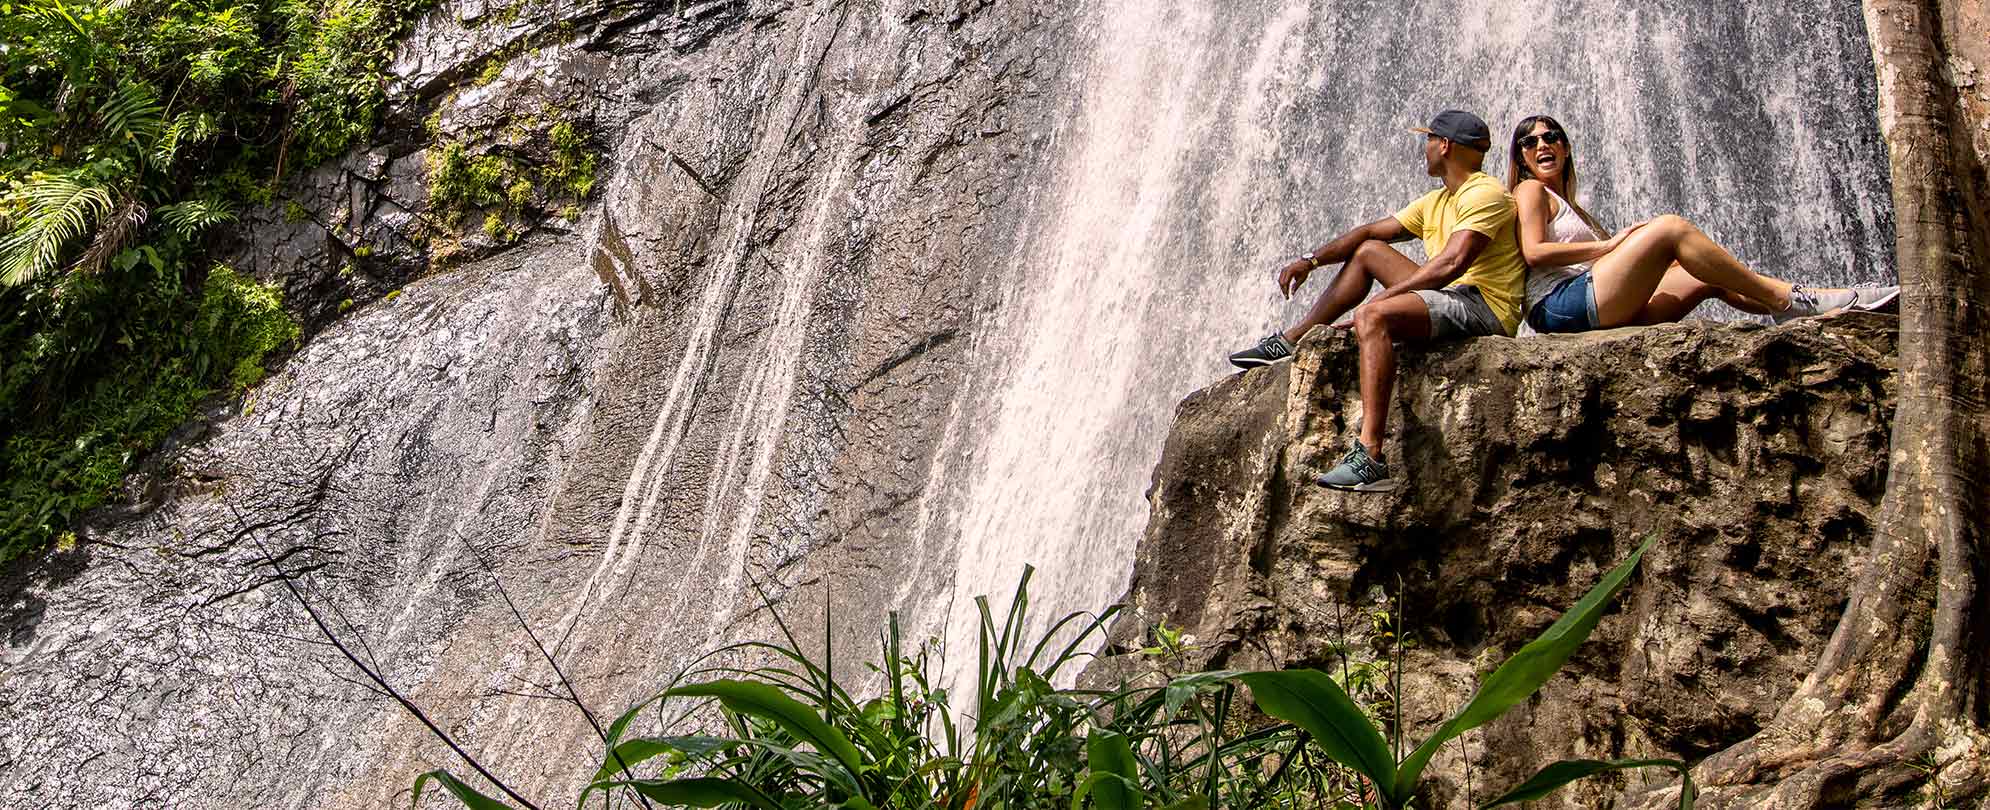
[1511,179,1556,214]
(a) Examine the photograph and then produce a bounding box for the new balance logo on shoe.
[1228,334,1296,369]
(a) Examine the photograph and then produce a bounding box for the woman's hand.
[1603,219,1653,253]
[1277,258,1313,299]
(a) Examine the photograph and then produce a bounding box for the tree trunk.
[1637,1,1990,808]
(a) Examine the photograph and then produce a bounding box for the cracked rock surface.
[1091,314,1899,809]
[1,1,1076,806]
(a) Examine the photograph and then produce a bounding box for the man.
[1226,110,1527,493]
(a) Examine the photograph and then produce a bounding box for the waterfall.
[934,0,1892,690]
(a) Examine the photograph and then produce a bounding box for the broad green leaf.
[1086,729,1142,810]
[587,736,721,785]
[1480,757,1685,807]
[1233,670,1395,791]
[409,770,514,810]
[609,777,782,810]
[668,679,865,777]
[1161,796,1211,810]
[1071,772,1142,810]
[1393,536,1654,803]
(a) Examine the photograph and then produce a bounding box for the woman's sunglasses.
[1517,130,1567,149]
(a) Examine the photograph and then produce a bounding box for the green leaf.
[589,736,690,785]
[1393,536,1655,803]
[608,777,782,810]
[603,692,669,746]
[1233,670,1395,791]
[1162,669,1239,721]
[1480,757,1685,807]
[409,770,515,810]
[666,679,866,778]
[1085,729,1142,810]
[1161,797,1211,810]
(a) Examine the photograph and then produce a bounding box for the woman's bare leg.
[1633,265,1775,324]
[1633,266,1720,324]
[1590,215,1793,327]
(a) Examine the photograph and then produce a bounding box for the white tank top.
[1524,186,1606,312]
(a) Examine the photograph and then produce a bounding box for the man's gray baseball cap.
[1409,110,1492,151]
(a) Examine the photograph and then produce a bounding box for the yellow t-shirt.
[1392,172,1528,335]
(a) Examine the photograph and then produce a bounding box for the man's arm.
[1367,229,1490,304]
[1278,216,1412,298]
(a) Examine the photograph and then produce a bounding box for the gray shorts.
[1414,284,1505,339]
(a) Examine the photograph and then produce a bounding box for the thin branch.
[234,506,541,810]
[454,530,656,809]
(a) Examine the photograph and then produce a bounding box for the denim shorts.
[1413,284,1506,339]
[1527,271,1600,333]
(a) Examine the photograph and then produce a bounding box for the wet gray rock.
[0,1,1078,807]
[1092,314,1899,809]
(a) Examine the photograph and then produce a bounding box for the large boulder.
[1093,313,1898,809]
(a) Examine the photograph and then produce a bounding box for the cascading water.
[935,0,1892,691]
[0,4,1903,804]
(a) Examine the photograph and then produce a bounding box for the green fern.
[0,173,114,286]
[152,112,219,168]
[157,199,235,239]
[97,82,165,150]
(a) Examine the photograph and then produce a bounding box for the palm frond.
[14,2,91,39]
[157,198,235,239]
[0,174,114,286]
[76,196,148,275]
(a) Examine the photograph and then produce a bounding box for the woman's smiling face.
[1521,120,1570,183]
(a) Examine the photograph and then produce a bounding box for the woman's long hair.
[1507,114,1608,236]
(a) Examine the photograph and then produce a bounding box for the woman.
[1506,115,1895,333]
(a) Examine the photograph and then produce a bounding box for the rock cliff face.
[0,1,1078,806]
[1095,314,1899,809]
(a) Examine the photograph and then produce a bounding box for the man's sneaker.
[1851,285,1901,312]
[1228,333,1296,369]
[1773,286,1860,323]
[1317,440,1398,492]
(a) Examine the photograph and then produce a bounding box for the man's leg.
[1351,293,1434,451]
[1283,240,1420,344]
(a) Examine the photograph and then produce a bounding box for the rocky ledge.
[1091,313,1898,809]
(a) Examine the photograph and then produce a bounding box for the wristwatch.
[1300,252,1320,269]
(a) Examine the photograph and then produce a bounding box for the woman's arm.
[1513,180,1635,267]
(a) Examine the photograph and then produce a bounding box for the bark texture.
[1685,1,1990,807]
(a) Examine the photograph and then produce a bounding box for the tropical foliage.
[0,0,435,556]
[409,543,1692,809]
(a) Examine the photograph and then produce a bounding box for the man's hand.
[1278,258,1312,299]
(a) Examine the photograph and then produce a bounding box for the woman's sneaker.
[1852,285,1901,312]
[1774,287,1860,323]
[1228,334,1296,369]
[1317,440,1398,492]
